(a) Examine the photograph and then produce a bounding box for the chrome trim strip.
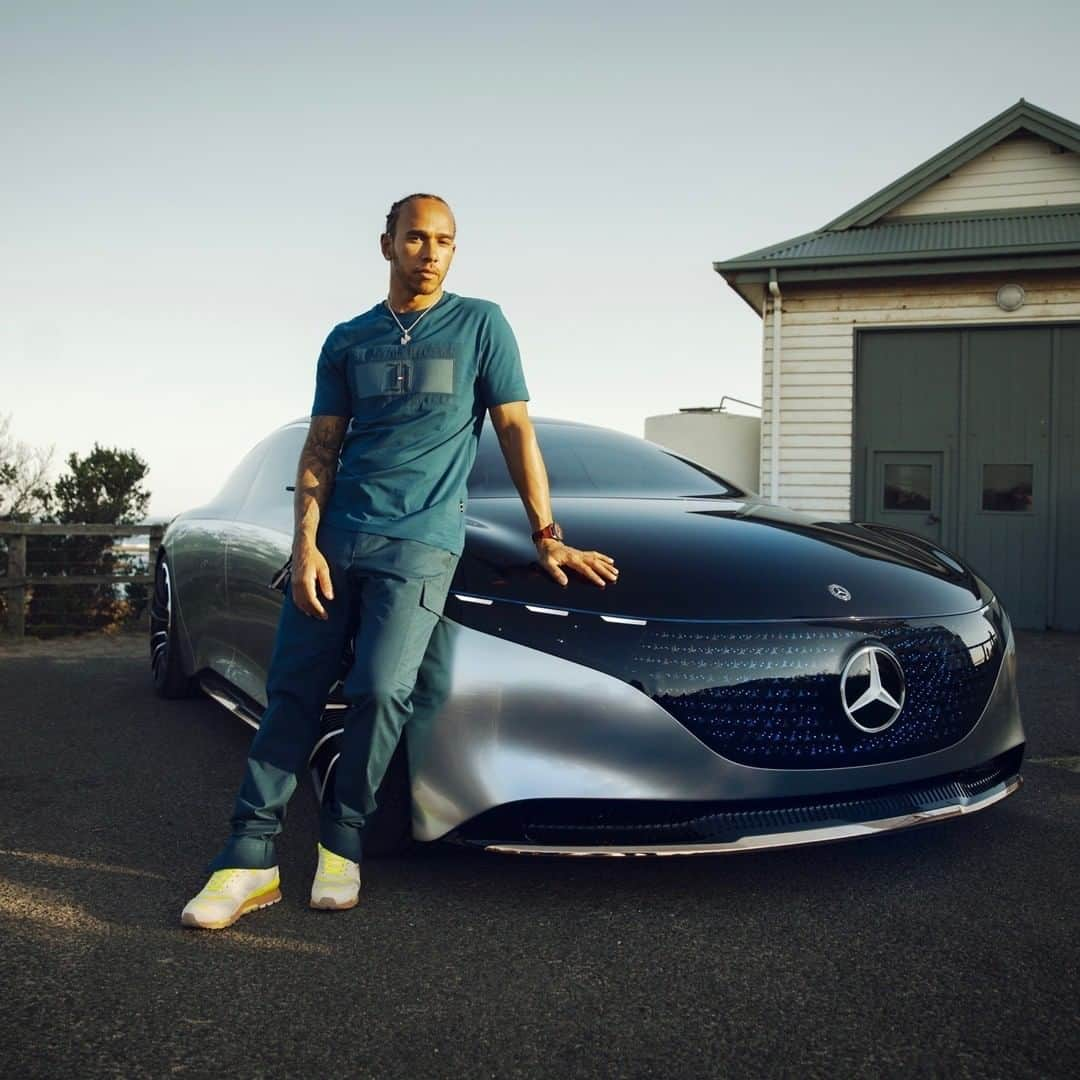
[454,594,494,605]
[318,753,340,804]
[483,776,1022,858]
[309,727,345,759]
[525,605,569,616]
[601,615,648,625]
[200,680,260,732]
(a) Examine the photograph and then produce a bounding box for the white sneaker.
[309,843,361,910]
[180,866,281,930]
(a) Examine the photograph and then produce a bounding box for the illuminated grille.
[635,613,1003,769]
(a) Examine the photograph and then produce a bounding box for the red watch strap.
[532,521,562,542]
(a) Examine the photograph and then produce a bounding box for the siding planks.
[759,270,1080,517]
[885,133,1080,218]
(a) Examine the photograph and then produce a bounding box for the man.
[181,193,619,929]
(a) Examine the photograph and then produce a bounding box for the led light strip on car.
[453,592,649,625]
[453,593,998,628]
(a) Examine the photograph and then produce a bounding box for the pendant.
[400,332,410,345]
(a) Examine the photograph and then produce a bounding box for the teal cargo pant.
[208,522,459,871]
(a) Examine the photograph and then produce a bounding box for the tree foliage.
[0,412,55,521]
[52,444,151,525]
[1,421,153,637]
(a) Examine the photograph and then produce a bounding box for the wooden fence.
[0,522,165,639]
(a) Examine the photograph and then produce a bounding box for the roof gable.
[826,99,1080,230]
[882,132,1080,219]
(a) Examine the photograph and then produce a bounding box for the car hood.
[455,496,989,621]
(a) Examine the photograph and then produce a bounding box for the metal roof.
[714,205,1080,270]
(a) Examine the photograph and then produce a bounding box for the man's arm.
[487,401,618,588]
[291,414,349,618]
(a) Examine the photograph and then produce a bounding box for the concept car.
[151,416,1024,857]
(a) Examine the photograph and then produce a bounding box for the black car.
[151,416,1024,856]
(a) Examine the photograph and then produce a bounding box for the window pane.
[982,464,1033,512]
[238,427,307,527]
[883,464,932,511]
[206,441,268,511]
[468,424,742,498]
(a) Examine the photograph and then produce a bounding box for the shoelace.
[203,869,245,894]
[319,848,351,877]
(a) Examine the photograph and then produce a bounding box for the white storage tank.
[644,400,761,495]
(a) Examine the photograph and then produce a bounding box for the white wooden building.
[713,99,1080,631]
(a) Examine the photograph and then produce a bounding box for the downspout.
[768,271,782,503]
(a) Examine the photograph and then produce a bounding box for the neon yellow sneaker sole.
[309,892,358,911]
[181,870,282,930]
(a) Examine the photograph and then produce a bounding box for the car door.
[225,424,308,706]
[168,438,271,680]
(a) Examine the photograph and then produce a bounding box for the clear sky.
[4,1,1079,518]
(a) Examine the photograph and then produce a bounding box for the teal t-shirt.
[310,292,530,556]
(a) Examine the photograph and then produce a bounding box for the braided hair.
[384,193,453,240]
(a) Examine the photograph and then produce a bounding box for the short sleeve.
[478,305,530,408]
[309,334,352,418]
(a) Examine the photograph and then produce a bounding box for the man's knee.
[345,674,413,712]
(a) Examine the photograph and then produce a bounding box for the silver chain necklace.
[385,298,438,345]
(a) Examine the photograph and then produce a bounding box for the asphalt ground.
[0,629,1077,1080]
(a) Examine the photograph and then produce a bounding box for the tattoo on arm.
[294,415,348,545]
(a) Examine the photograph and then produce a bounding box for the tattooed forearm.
[293,415,348,548]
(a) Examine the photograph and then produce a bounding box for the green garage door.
[1057,327,1080,631]
[855,325,1079,631]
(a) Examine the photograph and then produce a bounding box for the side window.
[235,426,309,531]
[981,464,1034,512]
[203,441,270,516]
[466,422,741,497]
[883,463,932,511]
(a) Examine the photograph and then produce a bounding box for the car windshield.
[467,423,744,498]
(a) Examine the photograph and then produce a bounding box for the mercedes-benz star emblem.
[840,644,906,733]
[828,583,852,601]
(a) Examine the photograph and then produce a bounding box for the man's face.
[381,198,457,296]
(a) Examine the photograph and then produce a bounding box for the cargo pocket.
[418,565,454,616]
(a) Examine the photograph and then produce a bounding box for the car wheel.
[150,552,200,699]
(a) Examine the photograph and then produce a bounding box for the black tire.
[149,552,201,699]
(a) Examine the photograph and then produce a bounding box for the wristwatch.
[531,520,564,543]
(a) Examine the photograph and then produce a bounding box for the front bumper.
[473,746,1023,856]
[412,603,1024,846]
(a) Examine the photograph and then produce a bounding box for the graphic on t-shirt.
[350,348,456,399]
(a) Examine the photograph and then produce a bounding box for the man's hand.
[535,539,619,588]
[485,403,619,589]
[291,539,335,618]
